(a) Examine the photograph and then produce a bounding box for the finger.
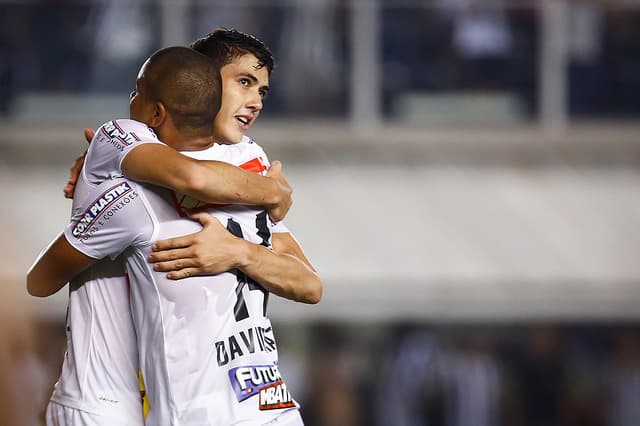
[279,172,291,186]
[152,233,198,251]
[152,258,198,272]
[148,248,192,263]
[189,212,218,227]
[192,214,223,230]
[68,155,84,180]
[63,183,74,199]
[64,157,84,199]
[266,160,282,177]
[63,178,78,198]
[167,268,202,280]
[69,163,82,180]
[268,209,283,223]
[84,128,95,143]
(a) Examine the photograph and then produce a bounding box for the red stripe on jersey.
[239,157,267,174]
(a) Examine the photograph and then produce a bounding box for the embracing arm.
[271,232,317,273]
[26,233,97,297]
[121,144,291,221]
[66,140,291,221]
[237,232,322,304]
[148,214,322,304]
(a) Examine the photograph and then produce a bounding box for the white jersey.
[50,119,161,424]
[65,119,298,425]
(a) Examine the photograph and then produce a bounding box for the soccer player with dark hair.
[30,41,319,425]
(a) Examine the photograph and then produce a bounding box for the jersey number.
[226,214,270,322]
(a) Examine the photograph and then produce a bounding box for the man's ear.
[148,101,167,128]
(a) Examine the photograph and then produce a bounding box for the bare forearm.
[236,241,322,304]
[27,233,95,297]
[122,144,281,206]
[185,161,280,206]
[27,260,67,297]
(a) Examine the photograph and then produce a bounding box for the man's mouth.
[235,115,251,126]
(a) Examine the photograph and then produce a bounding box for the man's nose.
[246,91,263,111]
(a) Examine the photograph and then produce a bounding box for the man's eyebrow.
[238,72,259,83]
[239,72,269,93]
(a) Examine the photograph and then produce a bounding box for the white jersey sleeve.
[64,179,153,260]
[84,119,162,184]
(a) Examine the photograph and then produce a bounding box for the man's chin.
[216,132,244,145]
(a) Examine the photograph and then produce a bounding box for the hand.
[63,152,86,199]
[148,213,246,280]
[265,161,292,222]
[63,128,94,199]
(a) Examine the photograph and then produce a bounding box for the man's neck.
[173,135,216,152]
[159,127,215,151]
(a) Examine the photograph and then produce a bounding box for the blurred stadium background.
[1,0,640,425]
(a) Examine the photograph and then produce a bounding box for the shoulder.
[65,179,152,259]
[95,119,158,144]
[241,134,263,151]
[240,135,269,161]
[84,119,162,183]
[70,179,140,235]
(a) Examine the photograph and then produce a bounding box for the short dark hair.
[144,46,221,135]
[190,28,274,75]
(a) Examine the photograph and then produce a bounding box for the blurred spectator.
[33,0,93,91]
[602,2,640,115]
[191,0,257,41]
[302,325,363,426]
[509,326,570,426]
[603,329,640,426]
[441,0,513,90]
[278,0,345,115]
[89,0,156,91]
[376,330,447,426]
[381,6,454,114]
[0,4,40,113]
[567,0,605,116]
[376,330,501,426]
[444,336,501,426]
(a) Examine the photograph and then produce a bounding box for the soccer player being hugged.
[29,37,320,426]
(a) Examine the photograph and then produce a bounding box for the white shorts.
[46,401,144,426]
[262,409,304,426]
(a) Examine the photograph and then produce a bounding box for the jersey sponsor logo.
[215,325,277,367]
[228,364,294,411]
[71,182,134,238]
[258,380,295,411]
[100,120,145,150]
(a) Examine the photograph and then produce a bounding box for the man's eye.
[129,90,137,100]
[239,78,249,86]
